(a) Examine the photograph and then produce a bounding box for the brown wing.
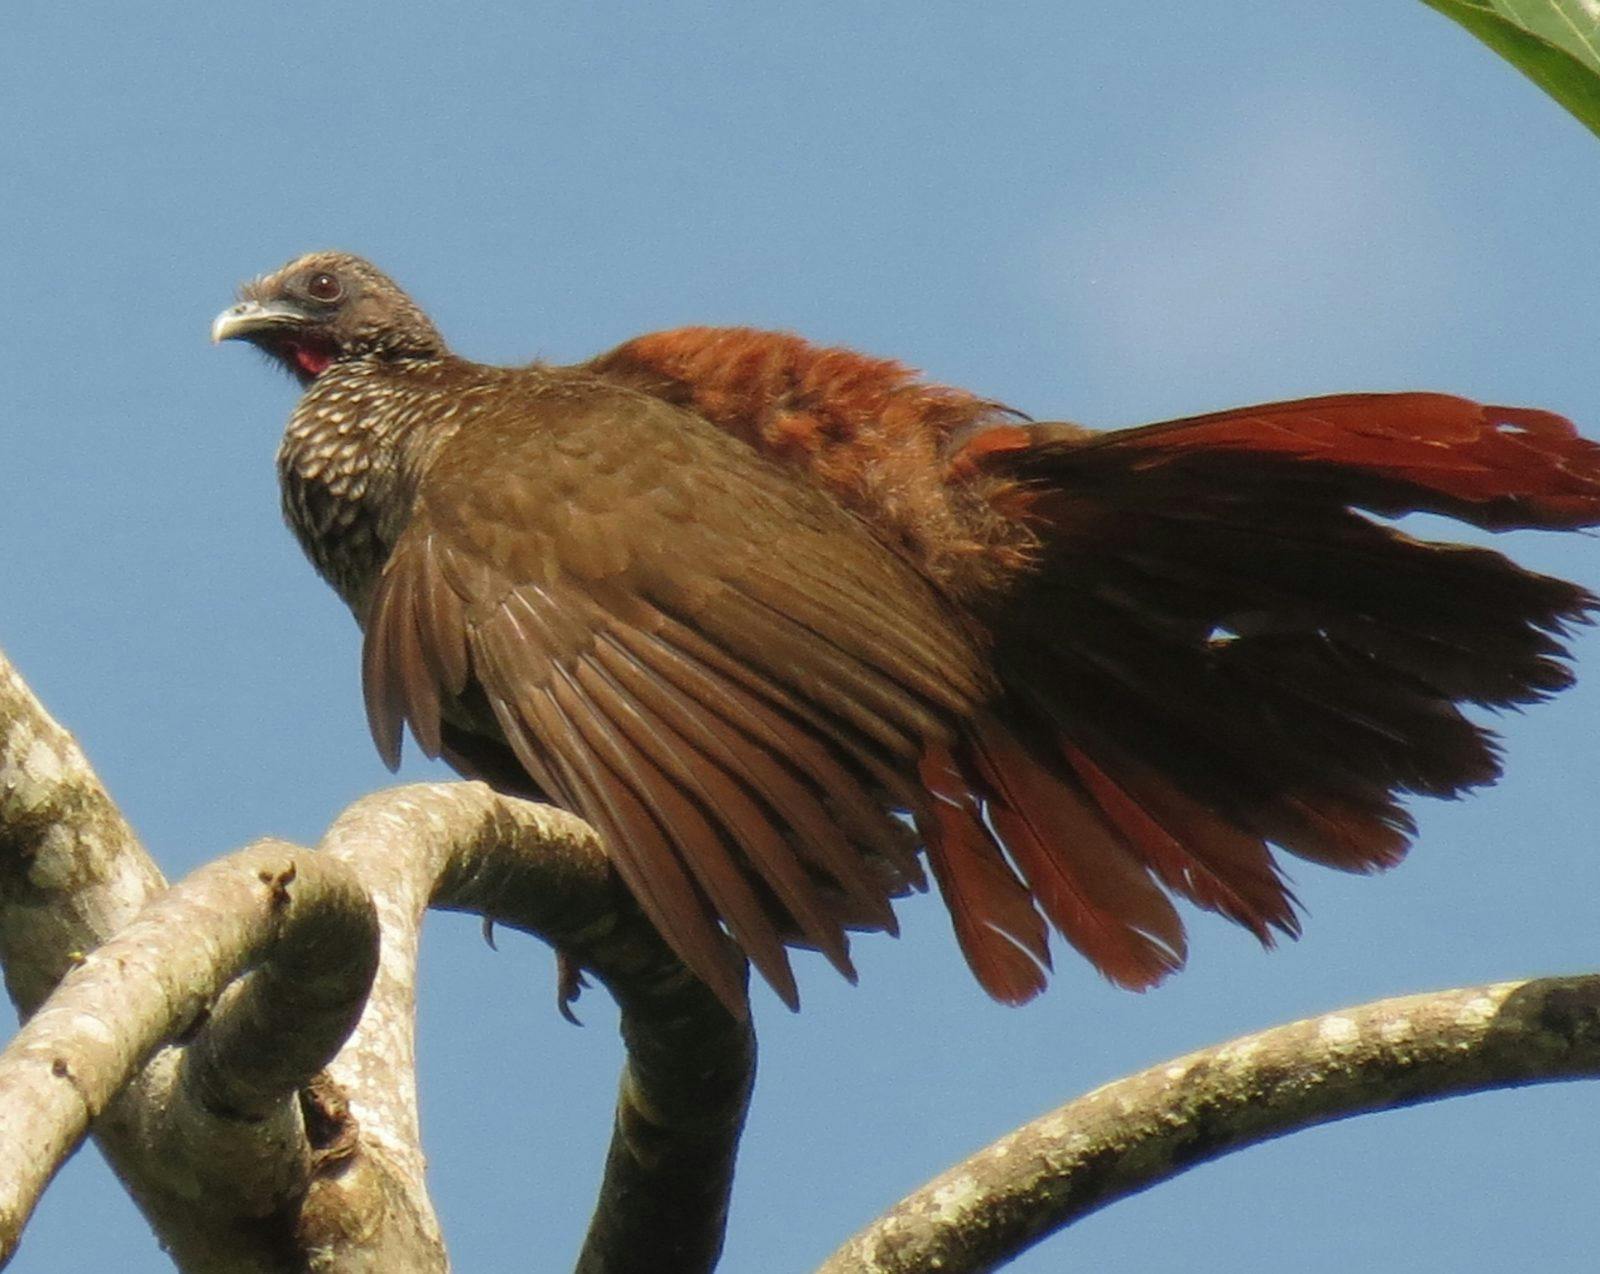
[361,374,992,1011]
[593,348,1600,994]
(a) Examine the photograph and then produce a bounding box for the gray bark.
[819,975,1600,1274]
[0,648,753,1272]
[2,640,1597,1274]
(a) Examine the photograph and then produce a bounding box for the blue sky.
[3,4,1597,1270]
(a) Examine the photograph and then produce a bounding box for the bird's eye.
[305,272,343,303]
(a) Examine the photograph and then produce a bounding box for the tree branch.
[179,844,381,1122]
[0,652,166,1015]
[818,975,1600,1274]
[0,648,756,1274]
[0,650,412,1272]
[0,841,377,1264]
[326,784,757,1274]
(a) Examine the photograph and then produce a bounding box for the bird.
[214,250,1600,1016]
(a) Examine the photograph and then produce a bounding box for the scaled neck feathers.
[278,354,477,612]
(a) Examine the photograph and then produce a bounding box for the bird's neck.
[277,355,462,616]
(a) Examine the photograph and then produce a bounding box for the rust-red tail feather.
[910,391,1599,992]
[1055,393,1600,529]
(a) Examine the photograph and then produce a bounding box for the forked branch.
[4,636,1596,1274]
[0,648,753,1272]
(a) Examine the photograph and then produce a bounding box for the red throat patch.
[290,344,333,377]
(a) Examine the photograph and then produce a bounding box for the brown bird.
[214,251,1600,1015]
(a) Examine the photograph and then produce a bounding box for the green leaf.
[1423,0,1600,138]
[1494,0,1600,74]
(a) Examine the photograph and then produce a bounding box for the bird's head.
[212,251,447,383]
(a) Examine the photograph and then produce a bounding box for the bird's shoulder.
[415,363,868,573]
[582,326,1044,600]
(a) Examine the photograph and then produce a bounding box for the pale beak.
[211,299,310,343]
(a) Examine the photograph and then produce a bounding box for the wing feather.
[360,379,988,1008]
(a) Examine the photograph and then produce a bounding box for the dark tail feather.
[1058,741,1300,943]
[917,746,1051,1004]
[931,392,1599,990]
[960,717,1187,990]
